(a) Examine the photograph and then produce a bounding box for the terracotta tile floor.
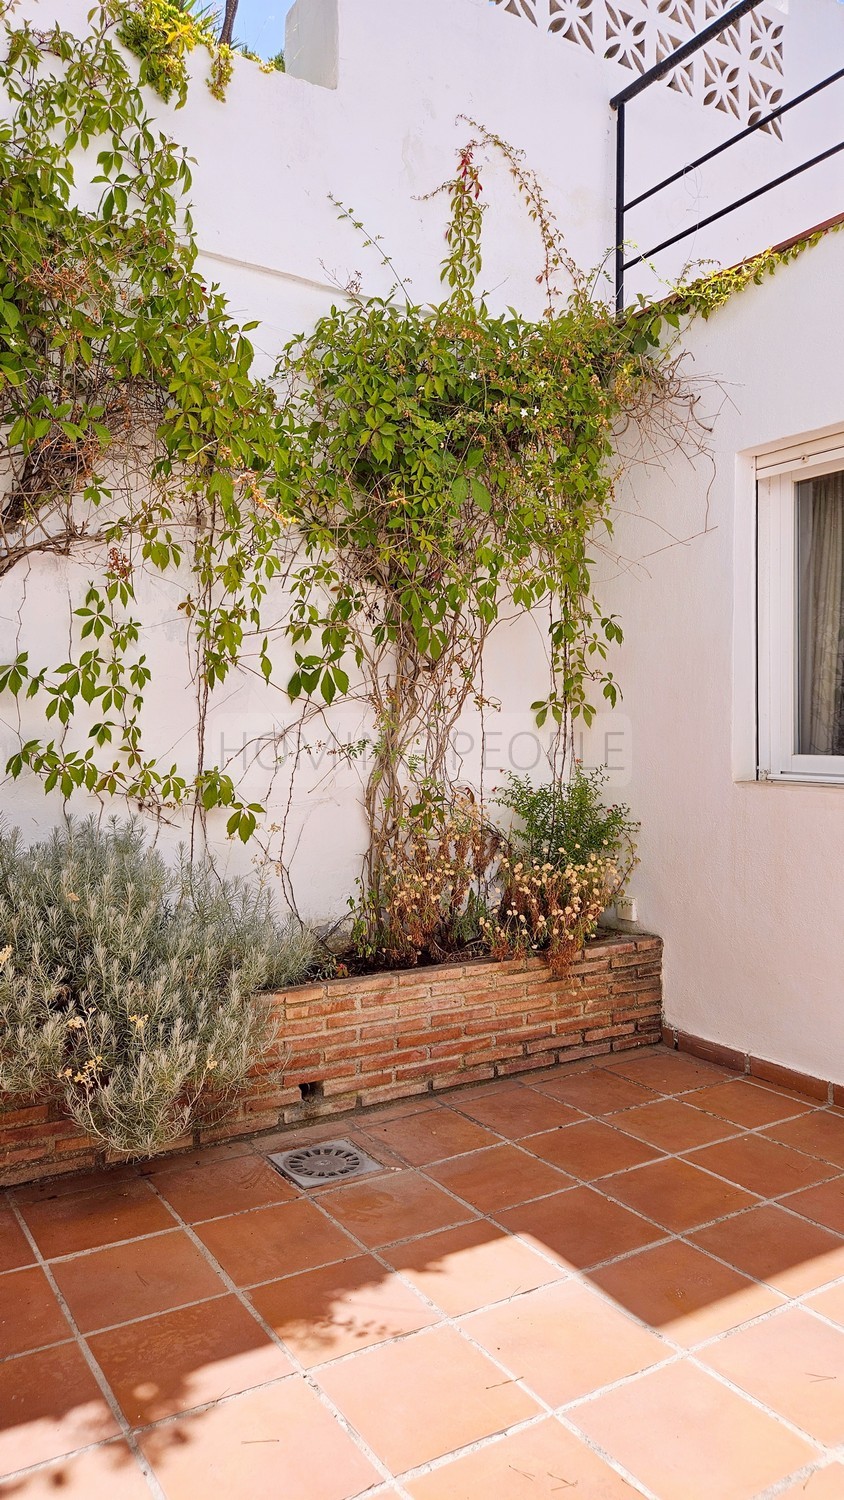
[3,1045,844,1499]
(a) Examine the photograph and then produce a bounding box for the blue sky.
[232,0,294,57]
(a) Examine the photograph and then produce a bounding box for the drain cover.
[268,1138,383,1189]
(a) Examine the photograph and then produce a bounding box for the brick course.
[0,931,662,1187]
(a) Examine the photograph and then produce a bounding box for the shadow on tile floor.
[2,1047,844,1498]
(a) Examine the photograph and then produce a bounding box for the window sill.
[754,771,844,787]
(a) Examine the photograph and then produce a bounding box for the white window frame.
[756,441,844,784]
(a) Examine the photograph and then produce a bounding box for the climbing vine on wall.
[0,1,288,841]
[271,131,686,917]
[0,3,831,897]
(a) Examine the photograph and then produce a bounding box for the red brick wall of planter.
[0,931,662,1187]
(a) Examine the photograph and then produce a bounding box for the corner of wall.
[285,0,340,90]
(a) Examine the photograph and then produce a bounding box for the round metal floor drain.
[287,1144,362,1180]
[267,1137,384,1189]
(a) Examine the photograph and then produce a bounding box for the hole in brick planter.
[299,1081,324,1101]
[268,1138,384,1189]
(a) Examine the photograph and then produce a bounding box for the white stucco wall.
[2,0,844,1078]
[592,228,844,1082]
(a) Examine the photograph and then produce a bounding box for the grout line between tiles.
[682,1350,838,1455]
[0,1287,234,1351]
[284,1189,665,1500]
[300,1107,844,1483]
[6,1198,167,1500]
[756,1466,834,1500]
[171,1133,669,1498]
[0,1435,156,1493]
[0,1329,78,1366]
[3,1220,187,1268]
[139,1176,410,1500]
[3,1051,844,1497]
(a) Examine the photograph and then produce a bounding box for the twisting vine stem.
[272,128,705,937]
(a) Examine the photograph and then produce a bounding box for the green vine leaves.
[117,0,233,107]
[270,130,691,898]
[0,2,286,840]
[0,4,831,876]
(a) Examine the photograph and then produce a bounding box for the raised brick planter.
[0,931,662,1186]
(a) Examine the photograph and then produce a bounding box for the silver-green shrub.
[0,819,316,1156]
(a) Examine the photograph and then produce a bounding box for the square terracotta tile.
[0,1343,119,1474]
[140,1375,379,1500]
[14,1165,139,1204]
[316,1326,539,1473]
[0,1207,35,1272]
[358,1110,499,1165]
[766,1112,844,1169]
[806,1283,844,1329]
[463,1279,666,1404]
[530,1053,632,1081]
[702,1307,844,1443]
[786,1176,844,1235]
[686,1134,837,1199]
[0,1442,151,1499]
[195,1199,357,1288]
[383,1220,563,1316]
[570,1360,814,1500]
[18,1179,177,1259]
[151,1154,297,1222]
[51,1229,224,1332]
[88,1294,292,1425]
[249,1254,438,1366]
[426,1144,573,1214]
[318,1170,471,1248]
[533,1068,658,1115]
[361,1096,435,1121]
[498,1185,663,1270]
[602,1157,757,1232]
[590,1239,783,1346]
[690,1205,844,1296]
[406,1416,641,1499]
[138,1140,256,1173]
[0,1266,71,1357]
[687,1079,815,1129]
[615,1098,736,1153]
[450,1084,585,1137]
[525,1119,661,1180]
[606,1051,731,1094]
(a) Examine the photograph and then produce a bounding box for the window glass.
[797,469,844,756]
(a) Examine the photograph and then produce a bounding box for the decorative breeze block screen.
[493,0,785,135]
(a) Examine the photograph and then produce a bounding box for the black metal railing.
[611,0,844,311]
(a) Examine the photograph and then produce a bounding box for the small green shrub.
[346,770,639,975]
[496,766,638,871]
[0,819,315,1156]
[485,768,639,973]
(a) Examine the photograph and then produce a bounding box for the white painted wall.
[3,0,844,1087]
[590,228,844,1082]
